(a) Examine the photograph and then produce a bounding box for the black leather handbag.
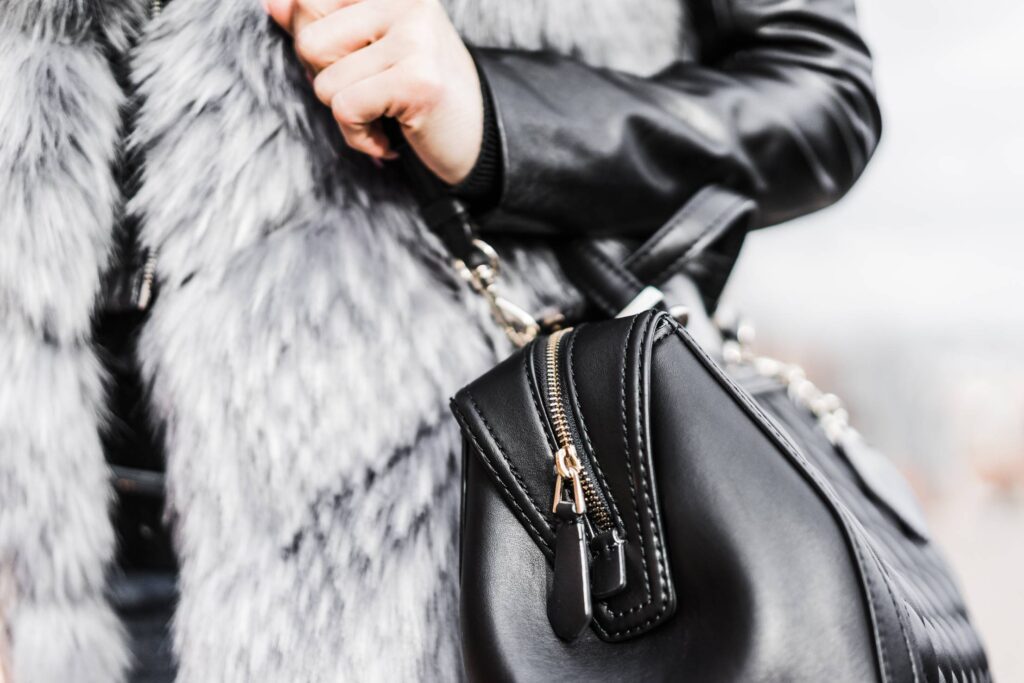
[453,308,991,682]
[394,141,991,682]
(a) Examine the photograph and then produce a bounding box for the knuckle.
[293,26,314,55]
[312,73,331,104]
[399,5,435,39]
[331,94,358,125]
[293,27,324,63]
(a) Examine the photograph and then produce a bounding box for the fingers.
[290,0,364,37]
[330,66,409,158]
[336,120,393,160]
[311,38,394,107]
[330,59,445,158]
[266,0,362,36]
[268,0,474,175]
[294,1,391,71]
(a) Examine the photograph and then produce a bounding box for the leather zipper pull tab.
[548,500,592,640]
[589,528,627,600]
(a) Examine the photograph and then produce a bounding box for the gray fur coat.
[0,0,690,680]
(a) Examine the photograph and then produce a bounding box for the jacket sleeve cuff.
[449,52,503,212]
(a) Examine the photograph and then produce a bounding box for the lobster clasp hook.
[454,239,540,347]
[490,295,541,347]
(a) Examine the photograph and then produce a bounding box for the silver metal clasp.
[453,239,541,348]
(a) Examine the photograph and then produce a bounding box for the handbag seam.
[663,320,911,679]
[626,311,673,619]
[757,375,932,681]
[455,394,555,550]
[747,383,898,682]
[598,313,672,632]
[865,539,921,681]
[855,535,894,682]
[610,314,652,615]
[758,388,923,680]
[566,330,626,532]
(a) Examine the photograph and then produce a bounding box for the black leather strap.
[558,241,649,318]
[384,119,494,271]
[386,120,755,317]
[559,187,755,317]
[641,186,754,312]
[625,186,755,287]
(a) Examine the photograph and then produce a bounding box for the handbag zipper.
[545,329,618,530]
[543,328,627,639]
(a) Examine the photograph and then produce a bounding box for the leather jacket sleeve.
[470,0,882,236]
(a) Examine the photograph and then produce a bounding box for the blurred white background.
[723,0,1024,678]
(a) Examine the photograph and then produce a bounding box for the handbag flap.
[451,310,676,641]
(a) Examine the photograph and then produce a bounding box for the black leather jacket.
[467,0,881,237]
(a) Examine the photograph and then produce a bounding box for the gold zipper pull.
[548,445,593,639]
[551,444,586,515]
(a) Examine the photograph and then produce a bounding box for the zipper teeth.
[151,0,164,18]
[580,472,612,530]
[545,330,614,532]
[546,329,574,452]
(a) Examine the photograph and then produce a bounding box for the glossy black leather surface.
[473,0,881,237]
[748,380,991,683]
[559,186,756,317]
[454,312,883,681]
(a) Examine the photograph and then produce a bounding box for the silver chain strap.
[719,316,852,446]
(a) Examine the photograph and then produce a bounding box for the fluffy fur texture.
[0,0,688,680]
[0,2,143,681]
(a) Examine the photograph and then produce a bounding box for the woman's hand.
[266,0,484,185]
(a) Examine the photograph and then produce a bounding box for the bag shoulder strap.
[565,186,756,317]
[388,120,755,334]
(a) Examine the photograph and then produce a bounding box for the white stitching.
[598,313,673,633]
[454,396,554,551]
